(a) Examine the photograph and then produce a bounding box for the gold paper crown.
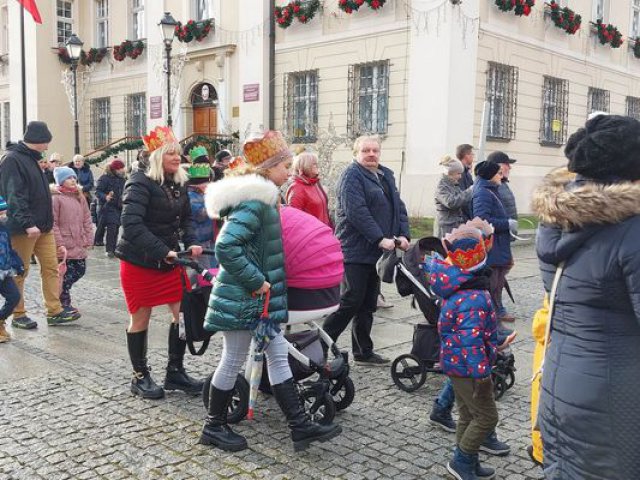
[243,130,290,166]
[142,126,178,153]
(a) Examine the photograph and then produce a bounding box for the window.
[348,60,390,137]
[626,96,640,120]
[92,97,110,148]
[126,93,146,137]
[131,0,144,40]
[486,62,518,141]
[632,0,640,38]
[592,0,609,22]
[540,76,569,146]
[194,0,212,21]
[96,0,109,48]
[3,102,10,148]
[587,87,609,115]
[57,1,73,46]
[2,7,9,54]
[284,71,318,142]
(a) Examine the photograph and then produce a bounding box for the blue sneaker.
[429,401,456,433]
[479,431,511,456]
[446,447,478,480]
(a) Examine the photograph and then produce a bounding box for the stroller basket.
[410,323,440,366]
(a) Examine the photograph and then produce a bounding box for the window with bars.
[92,97,110,148]
[592,0,609,22]
[540,76,569,146]
[283,70,318,143]
[3,102,9,147]
[587,87,609,115]
[194,0,213,21]
[126,93,146,138]
[57,1,73,46]
[626,96,640,120]
[131,0,145,40]
[347,60,390,138]
[486,62,518,141]
[96,0,109,48]
[631,0,640,38]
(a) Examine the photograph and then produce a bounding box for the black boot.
[126,330,164,399]
[272,378,342,452]
[164,323,204,395]
[199,382,248,451]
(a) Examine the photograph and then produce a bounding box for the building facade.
[1,0,639,215]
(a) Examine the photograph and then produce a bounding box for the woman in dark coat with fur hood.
[532,114,640,480]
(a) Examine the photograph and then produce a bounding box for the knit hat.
[565,114,640,182]
[0,196,7,212]
[110,159,125,171]
[189,146,209,164]
[215,149,232,163]
[465,217,495,253]
[23,121,52,144]
[53,166,77,186]
[243,130,292,169]
[474,161,501,180]
[439,155,464,175]
[487,151,516,164]
[443,226,487,272]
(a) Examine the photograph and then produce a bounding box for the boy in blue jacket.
[427,220,499,480]
[0,196,24,342]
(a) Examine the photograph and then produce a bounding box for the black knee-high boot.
[272,378,342,452]
[199,382,248,451]
[164,323,204,395]
[126,330,164,399]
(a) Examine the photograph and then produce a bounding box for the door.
[193,107,217,135]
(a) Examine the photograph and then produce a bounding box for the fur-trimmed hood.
[532,168,640,230]
[205,173,279,218]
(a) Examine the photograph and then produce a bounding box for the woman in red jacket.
[285,152,332,227]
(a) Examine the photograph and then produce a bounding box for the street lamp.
[159,12,178,127]
[65,33,83,154]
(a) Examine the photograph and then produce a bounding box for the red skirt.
[120,260,185,314]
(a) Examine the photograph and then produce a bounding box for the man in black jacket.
[0,121,78,328]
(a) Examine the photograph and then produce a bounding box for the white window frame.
[126,93,146,137]
[131,0,145,40]
[592,0,609,23]
[486,62,518,141]
[631,0,640,38]
[56,0,73,47]
[1,7,9,55]
[540,76,569,146]
[95,0,109,48]
[194,0,213,21]
[353,61,389,136]
[285,70,318,143]
[587,87,610,116]
[92,97,111,148]
[626,96,640,120]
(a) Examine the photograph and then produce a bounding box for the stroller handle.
[176,248,216,258]
[172,257,215,283]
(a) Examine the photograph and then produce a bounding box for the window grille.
[194,0,212,21]
[347,60,390,138]
[57,1,73,46]
[540,76,569,146]
[131,0,145,40]
[96,0,109,48]
[91,97,110,148]
[126,93,146,138]
[486,62,518,141]
[587,87,609,115]
[284,70,318,143]
[626,96,640,120]
[592,0,609,22]
[3,102,9,147]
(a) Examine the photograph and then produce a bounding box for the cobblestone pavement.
[1,243,544,480]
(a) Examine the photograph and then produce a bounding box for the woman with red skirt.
[115,127,204,399]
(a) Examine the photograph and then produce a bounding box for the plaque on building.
[243,83,260,102]
[150,96,162,119]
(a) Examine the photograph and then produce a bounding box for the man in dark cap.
[0,121,79,329]
[212,149,232,182]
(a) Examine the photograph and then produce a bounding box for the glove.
[508,219,518,234]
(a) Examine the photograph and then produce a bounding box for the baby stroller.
[388,237,517,400]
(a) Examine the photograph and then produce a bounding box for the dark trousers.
[322,263,379,358]
[451,376,499,454]
[0,276,20,320]
[59,259,86,308]
[489,265,510,315]
[104,224,119,254]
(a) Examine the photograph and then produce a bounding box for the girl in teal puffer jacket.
[199,131,342,453]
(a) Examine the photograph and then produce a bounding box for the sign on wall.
[243,83,260,102]
[150,96,163,119]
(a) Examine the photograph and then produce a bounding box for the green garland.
[86,139,144,165]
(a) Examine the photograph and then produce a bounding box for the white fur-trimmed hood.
[205,174,279,218]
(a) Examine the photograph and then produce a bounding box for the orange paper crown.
[243,130,290,167]
[142,126,178,153]
[443,226,487,272]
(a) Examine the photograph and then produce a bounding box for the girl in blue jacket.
[0,196,24,343]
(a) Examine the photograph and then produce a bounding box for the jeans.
[436,378,455,410]
[322,263,380,358]
[59,259,86,308]
[211,330,291,391]
[0,276,20,321]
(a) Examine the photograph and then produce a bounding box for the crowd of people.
[0,113,638,478]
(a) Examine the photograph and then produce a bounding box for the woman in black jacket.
[115,128,203,399]
[94,159,126,256]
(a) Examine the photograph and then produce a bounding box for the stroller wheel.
[390,354,426,392]
[301,389,336,426]
[493,375,507,401]
[202,373,249,424]
[505,370,516,390]
[329,376,355,411]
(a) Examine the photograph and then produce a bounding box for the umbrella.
[246,290,280,420]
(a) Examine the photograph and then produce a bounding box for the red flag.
[17,0,42,24]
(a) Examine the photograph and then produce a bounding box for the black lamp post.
[65,33,83,154]
[159,12,178,127]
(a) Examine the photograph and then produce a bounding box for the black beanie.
[23,121,52,144]
[215,149,232,163]
[474,161,501,180]
[565,114,640,181]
